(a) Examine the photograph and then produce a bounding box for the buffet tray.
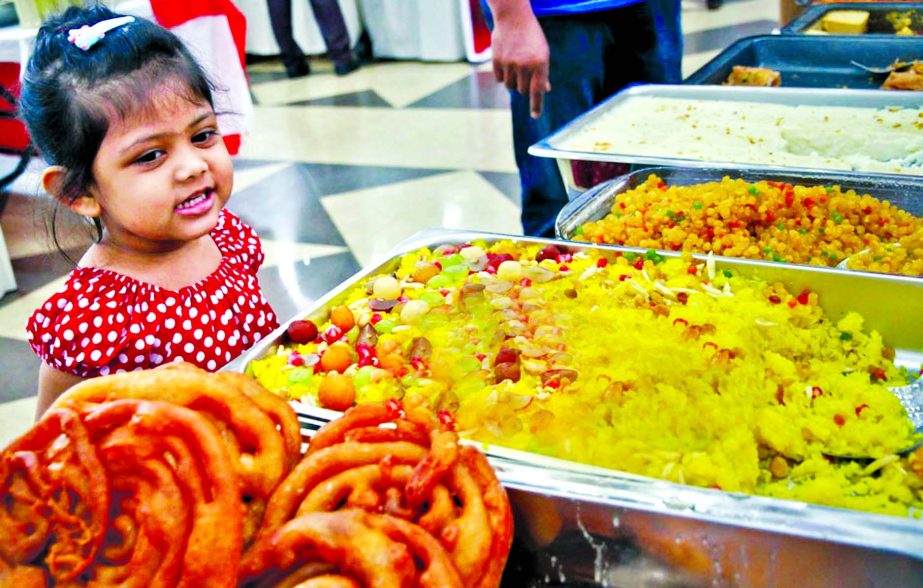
[783,2,923,36]
[555,165,923,240]
[227,228,923,580]
[527,84,923,197]
[685,34,923,89]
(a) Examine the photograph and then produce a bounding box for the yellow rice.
[249,240,923,516]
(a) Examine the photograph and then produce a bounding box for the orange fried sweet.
[239,510,463,588]
[51,362,294,545]
[243,402,513,588]
[79,399,242,587]
[0,409,108,584]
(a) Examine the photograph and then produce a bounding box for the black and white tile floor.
[0,0,781,443]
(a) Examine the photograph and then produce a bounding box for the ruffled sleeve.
[212,209,266,276]
[25,269,159,378]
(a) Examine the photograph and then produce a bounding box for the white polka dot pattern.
[26,210,278,377]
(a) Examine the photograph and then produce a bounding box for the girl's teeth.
[178,191,209,209]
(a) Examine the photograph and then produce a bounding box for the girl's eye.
[133,150,163,165]
[193,129,219,145]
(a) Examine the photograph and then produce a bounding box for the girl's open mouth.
[175,188,215,216]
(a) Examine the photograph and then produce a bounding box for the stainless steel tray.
[555,165,923,242]
[528,84,923,197]
[227,229,923,580]
[684,34,923,89]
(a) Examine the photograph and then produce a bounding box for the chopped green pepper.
[722,269,733,278]
[840,332,853,341]
[831,211,843,224]
[748,186,761,196]
[693,201,703,210]
[645,249,665,264]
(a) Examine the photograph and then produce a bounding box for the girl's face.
[89,89,233,253]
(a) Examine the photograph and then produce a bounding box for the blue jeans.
[484,2,667,237]
[650,0,683,83]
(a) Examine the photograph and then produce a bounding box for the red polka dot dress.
[27,210,279,377]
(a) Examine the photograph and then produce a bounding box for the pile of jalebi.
[241,399,513,588]
[0,364,513,587]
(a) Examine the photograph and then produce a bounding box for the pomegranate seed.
[812,386,824,399]
[834,414,845,427]
[596,258,608,268]
[769,295,782,304]
[797,290,810,305]
[677,292,689,305]
[288,353,304,367]
[370,313,382,325]
[855,404,869,417]
[687,265,698,275]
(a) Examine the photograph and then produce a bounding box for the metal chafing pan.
[527,84,923,197]
[555,165,923,241]
[227,229,923,584]
[783,2,923,36]
[684,34,923,89]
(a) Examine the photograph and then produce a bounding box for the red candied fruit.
[536,245,561,262]
[633,258,644,270]
[287,320,319,344]
[596,258,608,268]
[797,290,811,305]
[494,347,520,366]
[677,292,689,305]
[834,414,845,427]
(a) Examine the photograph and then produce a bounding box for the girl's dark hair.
[19,3,215,255]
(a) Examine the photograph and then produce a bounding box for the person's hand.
[490,4,551,119]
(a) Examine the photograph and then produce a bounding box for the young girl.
[21,5,278,416]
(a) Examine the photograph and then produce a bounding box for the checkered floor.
[0,0,781,443]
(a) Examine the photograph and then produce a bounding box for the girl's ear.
[42,166,102,218]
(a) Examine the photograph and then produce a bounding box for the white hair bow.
[67,16,135,51]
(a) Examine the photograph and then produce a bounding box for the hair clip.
[67,16,135,51]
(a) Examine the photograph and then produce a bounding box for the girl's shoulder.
[25,210,277,378]
[212,209,266,275]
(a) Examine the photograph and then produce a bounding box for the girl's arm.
[36,362,85,420]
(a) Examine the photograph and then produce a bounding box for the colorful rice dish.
[248,240,923,516]
[575,174,922,276]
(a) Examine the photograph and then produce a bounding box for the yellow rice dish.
[248,240,923,516]
[575,174,923,276]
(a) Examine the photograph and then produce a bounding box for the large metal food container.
[783,2,923,36]
[685,34,923,89]
[527,84,923,197]
[555,165,923,241]
[227,229,923,585]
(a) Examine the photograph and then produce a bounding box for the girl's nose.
[176,152,209,182]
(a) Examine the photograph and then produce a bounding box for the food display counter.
[4,8,923,587]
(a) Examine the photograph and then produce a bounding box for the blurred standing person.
[651,0,683,83]
[484,0,667,237]
[266,0,360,78]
